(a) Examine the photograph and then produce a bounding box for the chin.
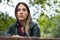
[18,18,25,21]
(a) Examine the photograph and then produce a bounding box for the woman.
[3,2,40,37]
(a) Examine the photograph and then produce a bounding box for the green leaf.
[7,0,10,2]
[55,9,60,13]
[0,0,1,2]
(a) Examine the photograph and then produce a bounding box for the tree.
[30,0,60,38]
[0,12,15,35]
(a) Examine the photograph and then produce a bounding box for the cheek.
[16,14,19,17]
[17,12,20,15]
[23,13,28,18]
[16,13,20,18]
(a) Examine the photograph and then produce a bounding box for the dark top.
[17,25,24,36]
[2,21,40,37]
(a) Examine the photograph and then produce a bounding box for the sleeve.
[2,25,14,36]
[31,24,40,37]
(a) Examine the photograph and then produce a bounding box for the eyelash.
[17,9,26,12]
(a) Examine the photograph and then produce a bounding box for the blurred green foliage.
[30,0,60,38]
[0,0,10,2]
[0,12,15,35]
[30,0,46,4]
[37,13,60,38]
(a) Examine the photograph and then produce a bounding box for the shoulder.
[29,21,40,29]
[6,21,18,33]
[7,21,18,30]
[30,21,37,26]
[10,21,18,28]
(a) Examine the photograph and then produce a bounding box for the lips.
[19,15,23,18]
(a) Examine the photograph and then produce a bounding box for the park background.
[0,0,60,38]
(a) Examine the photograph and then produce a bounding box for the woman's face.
[16,4,28,21]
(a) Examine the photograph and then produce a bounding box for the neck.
[18,20,26,26]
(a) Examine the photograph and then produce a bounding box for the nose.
[20,10,23,14]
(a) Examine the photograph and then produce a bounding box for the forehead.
[18,4,27,9]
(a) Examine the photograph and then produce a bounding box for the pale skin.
[12,4,29,37]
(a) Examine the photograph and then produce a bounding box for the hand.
[12,35,23,38]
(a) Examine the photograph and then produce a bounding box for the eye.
[22,8,27,12]
[17,9,21,11]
